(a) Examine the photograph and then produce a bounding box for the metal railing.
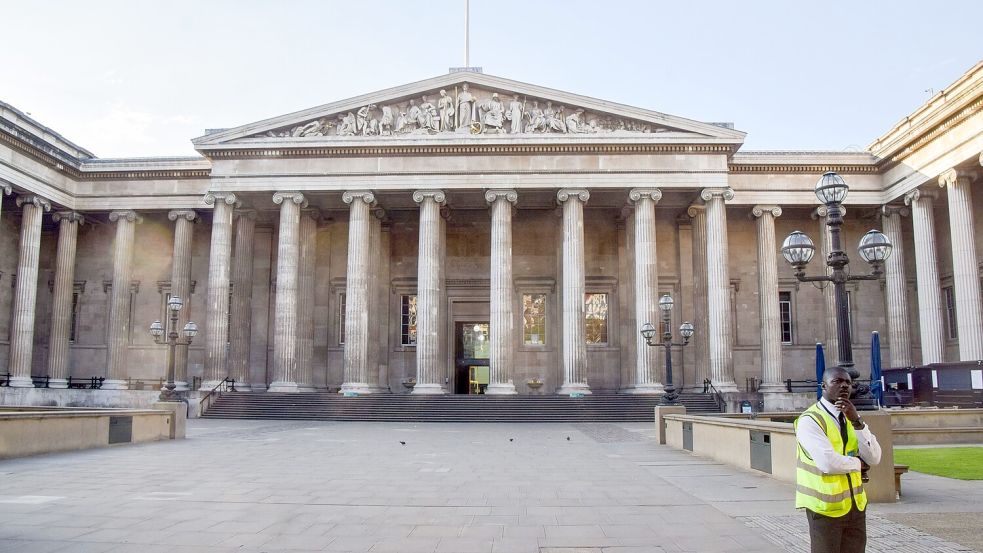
[199,377,237,414]
[703,379,725,412]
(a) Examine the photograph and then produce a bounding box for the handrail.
[199,377,237,414]
[703,378,725,412]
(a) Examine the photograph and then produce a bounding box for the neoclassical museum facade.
[0,64,981,405]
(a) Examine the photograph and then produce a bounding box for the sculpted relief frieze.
[255,84,668,139]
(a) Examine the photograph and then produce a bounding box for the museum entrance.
[454,322,490,394]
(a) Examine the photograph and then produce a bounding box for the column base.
[756,382,787,394]
[47,378,68,389]
[6,376,35,388]
[710,380,739,393]
[484,382,517,395]
[267,381,301,393]
[557,383,592,395]
[199,380,224,392]
[174,380,190,392]
[234,383,253,392]
[296,386,317,393]
[624,383,665,395]
[339,383,386,394]
[411,383,447,395]
[101,379,128,390]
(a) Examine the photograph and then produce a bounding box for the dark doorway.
[454,322,489,394]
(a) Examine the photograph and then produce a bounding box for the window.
[522,294,546,345]
[944,286,958,340]
[338,293,346,345]
[400,295,417,346]
[779,291,793,344]
[585,293,608,345]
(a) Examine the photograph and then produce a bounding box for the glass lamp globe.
[167,295,183,312]
[149,320,164,337]
[815,171,849,205]
[658,294,674,312]
[183,321,198,338]
[858,229,893,263]
[781,231,816,266]
[640,322,657,341]
[679,321,695,339]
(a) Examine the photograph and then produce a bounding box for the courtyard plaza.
[0,420,980,553]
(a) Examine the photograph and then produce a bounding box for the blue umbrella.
[871,331,883,407]
[815,342,826,400]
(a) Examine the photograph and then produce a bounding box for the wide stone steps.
[202,392,720,422]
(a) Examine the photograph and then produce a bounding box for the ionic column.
[228,209,255,391]
[940,169,983,361]
[701,188,737,392]
[412,190,448,394]
[200,193,238,390]
[366,208,385,391]
[904,189,945,364]
[687,205,710,391]
[47,211,84,388]
[103,209,141,389]
[7,195,51,387]
[485,189,518,395]
[813,206,839,360]
[167,210,197,391]
[269,192,306,392]
[752,205,784,392]
[628,188,664,393]
[556,188,591,395]
[340,191,376,393]
[881,206,913,367]
[296,208,318,392]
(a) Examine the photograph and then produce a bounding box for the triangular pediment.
[193,72,745,149]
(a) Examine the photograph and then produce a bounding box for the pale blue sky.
[3,0,981,158]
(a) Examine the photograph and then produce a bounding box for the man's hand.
[835,397,860,424]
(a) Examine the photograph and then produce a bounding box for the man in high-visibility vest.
[795,366,882,553]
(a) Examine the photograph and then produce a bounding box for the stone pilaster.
[167,210,197,391]
[701,188,737,392]
[296,208,318,392]
[269,191,306,392]
[813,206,839,361]
[687,205,710,391]
[103,209,141,389]
[46,211,84,388]
[412,190,448,394]
[6,195,51,388]
[881,205,912,367]
[485,189,518,395]
[939,169,983,361]
[201,193,238,390]
[904,189,945,364]
[341,191,376,394]
[752,205,784,392]
[228,209,255,391]
[628,188,664,394]
[556,188,591,395]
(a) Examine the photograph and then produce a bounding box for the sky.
[3,0,982,158]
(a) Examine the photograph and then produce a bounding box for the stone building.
[0,63,981,408]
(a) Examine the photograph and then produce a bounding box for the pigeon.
[509,438,514,442]
[399,441,406,445]
[566,437,571,441]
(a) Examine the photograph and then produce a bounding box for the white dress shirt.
[796,397,882,475]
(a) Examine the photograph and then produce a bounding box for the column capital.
[686,204,705,218]
[556,188,589,204]
[203,192,240,207]
[273,191,307,207]
[168,209,198,222]
[52,211,84,224]
[628,188,662,204]
[699,187,734,202]
[0,184,11,196]
[751,205,782,218]
[413,189,446,205]
[342,190,376,206]
[15,195,51,212]
[108,210,142,224]
[881,205,909,217]
[904,188,937,205]
[939,168,978,188]
[233,209,257,221]
[484,189,518,205]
[811,205,846,219]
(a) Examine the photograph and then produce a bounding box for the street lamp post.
[150,295,198,402]
[781,172,892,402]
[640,294,695,405]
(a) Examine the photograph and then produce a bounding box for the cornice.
[873,94,983,169]
[729,163,879,175]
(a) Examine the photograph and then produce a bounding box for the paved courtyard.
[0,420,980,553]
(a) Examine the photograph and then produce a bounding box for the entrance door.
[455,322,490,394]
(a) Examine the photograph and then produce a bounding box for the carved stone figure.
[506,94,524,134]
[479,93,505,133]
[337,112,357,136]
[356,105,375,136]
[419,96,439,132]
[545,103,566,133]
[457,84,475,129]
[395,110,409,134]
[407,99,421,133]
[525,100,546,133]
[565,109,587,133]
[437,90,454,131]
[380,105,394,135]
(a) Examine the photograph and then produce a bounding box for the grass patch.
[893,447,983,480]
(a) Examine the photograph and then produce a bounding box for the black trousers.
[806,508,867,553]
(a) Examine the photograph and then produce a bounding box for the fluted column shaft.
[940,170,983,361]
[687,206,710,390]
[228,210,254,391]
[366,209,384,389]
[702,188,737,392]
[270,192,305,392]
[753,206,783,391]
[904,190,945,364]
[103,210,141,389]
[629,188,663,393]
[7,196,51,387]
[881,206,912,367]
[168,210,196,390]
[486,189,518,394]
[557,189,591,395]
[201,193,237,389]
[47,211,83,388]
[297,209,318,391]
[340,191,375,393]
[412,190,447,394]
[814,207,839,359]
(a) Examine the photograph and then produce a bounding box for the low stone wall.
[0,407,175,460]
[0,388,201,418]
[889,408,983,445]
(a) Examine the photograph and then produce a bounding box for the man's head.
[821,366,853,404]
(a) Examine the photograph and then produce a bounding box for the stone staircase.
[201,391,720,422]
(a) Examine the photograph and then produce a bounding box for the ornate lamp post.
[781,172,892,400]
[150,295,198,402]
[640,294,695,405]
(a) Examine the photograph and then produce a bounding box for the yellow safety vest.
[794,402,867,517]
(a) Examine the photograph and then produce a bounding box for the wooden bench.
[894,464,909,500]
